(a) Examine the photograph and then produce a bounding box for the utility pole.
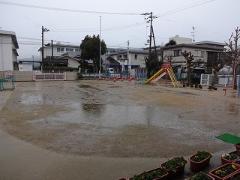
[142,12,158,77]
[127,40,130,73]
[41,26,49,72]
[99,16,102,78]
[51,40,53,58]
[191,26,196,43]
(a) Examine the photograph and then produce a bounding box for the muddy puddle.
[0,81,240,158]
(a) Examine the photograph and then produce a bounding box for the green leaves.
[191,151,211,162]
[80,35,107,72]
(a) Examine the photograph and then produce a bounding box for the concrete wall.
[13,71,33,82]
[66,72,78,81]
[0,35,14,71]
[2,71,78,82]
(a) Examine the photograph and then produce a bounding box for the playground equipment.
[145,63,181,88]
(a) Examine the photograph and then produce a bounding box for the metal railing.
[0,71,15,91]
[200,74,240,87]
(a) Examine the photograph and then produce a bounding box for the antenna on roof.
[191,26,196,43]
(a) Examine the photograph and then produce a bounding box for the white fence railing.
[200,74,240,86]
[33,72,66,81]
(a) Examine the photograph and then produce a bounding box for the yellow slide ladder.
[145,64,181,88]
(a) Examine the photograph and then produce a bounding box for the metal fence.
[200,74,240,87]
[33,72,66,81]
[0,71,15,91]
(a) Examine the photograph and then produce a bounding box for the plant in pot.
[190,172,215,180]
[209,163,240,180]
[161,157,187,177]
[235,144,240,154]
[221,152,239,164]
[129,168,169,180]
[190,151,212,172]
[230,170,240,180]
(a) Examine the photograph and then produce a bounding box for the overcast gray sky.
[0,0,239,58]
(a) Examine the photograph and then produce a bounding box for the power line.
[51,22,146,33]
[155,0,217,18]
[0,1,141,15]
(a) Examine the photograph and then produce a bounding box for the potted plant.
[221,152,239,164]
[209,163,240,180]
[235,144,240,154]
[161,157,187,178]
[190,151,212,172]
[230,170,240,180]
[129,168,169,180]
[190,172,215,180]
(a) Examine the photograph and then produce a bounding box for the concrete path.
[0,129,165,180]
[0,91,12,110]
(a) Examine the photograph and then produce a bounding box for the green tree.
[182,50,194,86]
[145,53,161,78]
[80,35,107,73]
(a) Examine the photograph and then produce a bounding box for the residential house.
[38,43,81,59]
[162,41,225,70]
[0,30,19,71]
[105,48,148,72]
[38,43,81,72]
[42,55,80,72]
[162,41,225,82]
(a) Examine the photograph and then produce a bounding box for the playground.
[0,80,240,179]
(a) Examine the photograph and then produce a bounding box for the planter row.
[120,145,240,180]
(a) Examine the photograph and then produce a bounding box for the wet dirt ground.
[0,80,240,179]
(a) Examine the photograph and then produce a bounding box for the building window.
[75,48,79,52]
[61,48,64,52]
[66,48,74,52]
[174,50,181,57]
[57,48,60,52]
[135,54,138,59]
[201,51,204,57]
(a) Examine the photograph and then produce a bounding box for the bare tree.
[182,50,194,86]
[225,27,240,90]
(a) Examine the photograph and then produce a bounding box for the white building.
[0,30,19,71]
[106,49,149,71]
[38,43,80,59]
[169,35,193,44]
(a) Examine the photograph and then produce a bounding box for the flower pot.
[209,163,240,180]
[230,170,240,180]
[235,144,240,154]
[221,151,239,165]
[161,163,185,178]
[190,154,212,172]
[161,157,187,179]
[129,168,169,180]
